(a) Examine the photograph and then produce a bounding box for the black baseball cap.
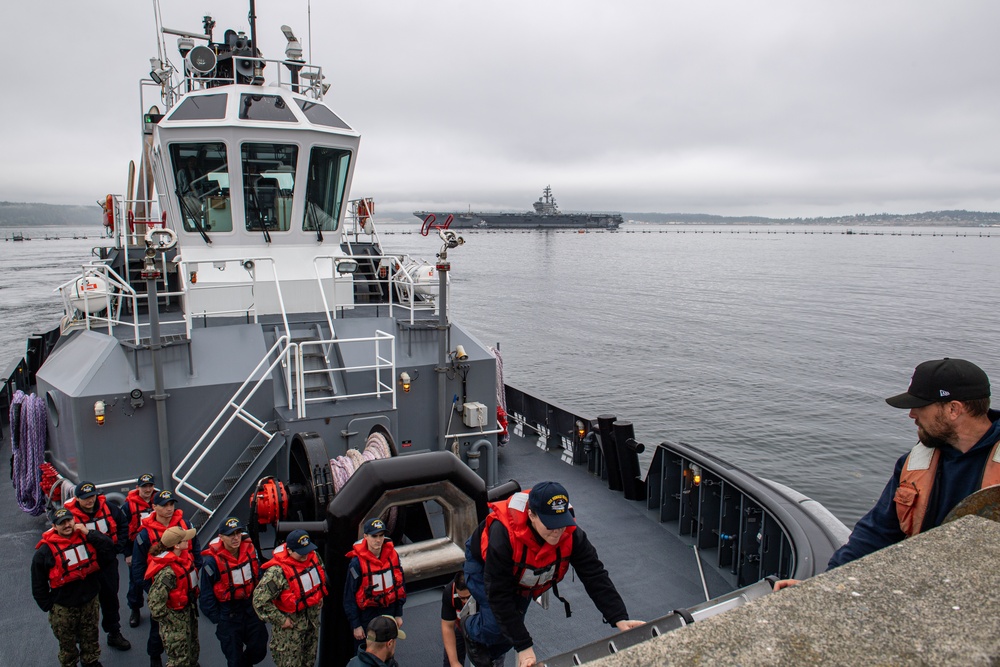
[366,615,406,642]
[137,473,155,486]
[363,517,387,535]
[286,529,317,555]
[75,481,98,499]
[152,490,176,506]
[49,507,73,525]
[528,481,576,529]
[886,358,991,409]
[219,517,245,536]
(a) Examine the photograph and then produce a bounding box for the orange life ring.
[103,194,115,231]
[358,199,373,227]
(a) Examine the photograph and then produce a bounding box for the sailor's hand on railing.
[516,647,536,667]
[615,619,645,631]
[773,579,801,591]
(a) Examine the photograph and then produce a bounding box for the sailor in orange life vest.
[146,526,200,667]
[252,529,329,667]
[31,506,117,667]
[199,516,269,667]
[123,472,159,628]
[132,489,203,667]
[344,517,407,650]
[775,358,999,591]
[462,481,644,667]
[63,480,132,651]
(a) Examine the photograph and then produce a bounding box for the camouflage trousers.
[159,604,200,667]
[269,611,320,667]
[49,596,100,667]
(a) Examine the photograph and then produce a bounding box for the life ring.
[103,194,115,232]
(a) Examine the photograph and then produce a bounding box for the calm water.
[3,224,998,527]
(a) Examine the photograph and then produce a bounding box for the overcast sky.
[3,1,1000,217]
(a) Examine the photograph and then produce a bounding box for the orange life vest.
[126,488,156,541]
[261,544,328,614]
[480,492,576,599]
[894,440,1000,536]
[36,528,101,589]
[140,510,195,554]
[145,549,198,610]
[65,495,119,545]
[346,539,406,610]
[202,537,260,602]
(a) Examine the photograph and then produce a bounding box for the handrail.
[172,335,294,512]
[294,330,396,418]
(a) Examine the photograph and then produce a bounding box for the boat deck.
[0,426,722,666]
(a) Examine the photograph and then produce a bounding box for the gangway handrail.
[172,335,295,512]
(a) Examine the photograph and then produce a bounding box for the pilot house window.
[242,143,298,232]
[303,147,351,233]
[170,142,232,233]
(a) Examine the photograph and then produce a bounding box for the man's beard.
[918,424,957,450]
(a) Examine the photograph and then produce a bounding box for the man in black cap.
[253,529,329,667]
[32,507,117,667]
[777,358,999,590]
[344,517,406,652]
[346,615,405,667]
[199,516,268,667]
[462,481,643,667]
[63,481,132,651]
[827,358,999,567]
[123,473,158,628]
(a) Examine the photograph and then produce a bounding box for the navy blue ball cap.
[363,517,387,535]
[286,529,317,555]
[219,516,245,536]
[75,481,98,499]
[137,473,155,486]
[528,481,576,529]
[49,507,73,525]
[152,489,176,506]
[886,358,990,409]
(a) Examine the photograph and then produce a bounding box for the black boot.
[107,630,132,650]
[129,607,141,627]
[149,655,163,667]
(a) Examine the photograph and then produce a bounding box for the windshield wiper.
[178,192,212,244]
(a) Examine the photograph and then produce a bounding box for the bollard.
[597,414,623,492]
[612,420,645,500]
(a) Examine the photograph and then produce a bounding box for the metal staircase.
[189,424,284,540]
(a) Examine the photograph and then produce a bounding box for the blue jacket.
[828,411,1000,569]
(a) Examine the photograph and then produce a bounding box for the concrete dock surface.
[591,515,1000,666]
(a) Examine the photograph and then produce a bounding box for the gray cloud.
[3,0,999,218]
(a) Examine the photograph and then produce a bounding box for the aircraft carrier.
[415,186,624,230]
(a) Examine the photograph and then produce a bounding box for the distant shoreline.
[3,201,999,228]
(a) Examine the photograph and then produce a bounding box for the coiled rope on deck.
[329,432,397,531]
[491,346,510,445]
[10,390,47,515]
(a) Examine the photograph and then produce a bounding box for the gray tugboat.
[414,185,624,231]
[1,3,847,666]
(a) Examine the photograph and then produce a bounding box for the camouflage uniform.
[252,565,322,667]
[148,567,200,667]
[50,597,101,667]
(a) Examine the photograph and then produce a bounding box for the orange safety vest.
[262,544,328,614]
[126,489,156,541]
[145,549,198,610]
[37,528,101,589]
[202,537,260,602]
[140,510,195,554]
[480,492,576,599]
[894,440,1000,536]
[65,495,119,545]
[346,539,406,610]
